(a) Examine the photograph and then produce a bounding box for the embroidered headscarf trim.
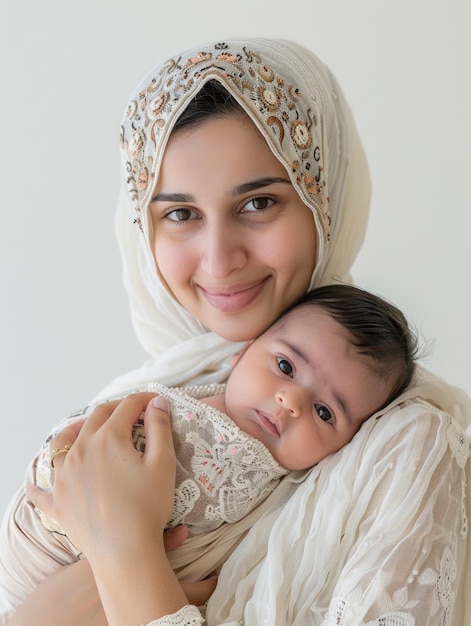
[120,40,334,275]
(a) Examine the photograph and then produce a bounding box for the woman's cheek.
[153,237,195,300]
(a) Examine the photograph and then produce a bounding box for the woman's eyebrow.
[232,177,291,195]
[151,177,291,203]
[151,192,194,202]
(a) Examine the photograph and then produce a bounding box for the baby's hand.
[181,575,218,606]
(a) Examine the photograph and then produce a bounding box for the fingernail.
[153,395,169,411]
[167,524,188,535]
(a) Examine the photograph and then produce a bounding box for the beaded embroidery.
[120,41,330,241]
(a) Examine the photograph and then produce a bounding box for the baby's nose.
[275,388,303,417]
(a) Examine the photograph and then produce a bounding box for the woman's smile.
[197,277,271,313]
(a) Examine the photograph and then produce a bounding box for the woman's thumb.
[143,395,175,464]
[152,395,169,412]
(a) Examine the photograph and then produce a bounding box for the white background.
[1,0,470,512]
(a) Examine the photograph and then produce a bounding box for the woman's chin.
[207,315,273,343]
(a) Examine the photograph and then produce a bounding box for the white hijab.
[93,37,371,401]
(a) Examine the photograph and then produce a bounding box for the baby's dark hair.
[283,284,419,407]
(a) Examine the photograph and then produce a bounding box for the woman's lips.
[256,411,280,436]
[198,278,269,313]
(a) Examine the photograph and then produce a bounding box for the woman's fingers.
[27,392,177,557]
[25,482,51,514]
[25,417,85,512]
[142,396,175,467]
[78,399,122,435]
[79,394,155,439]
[47,419,84,470]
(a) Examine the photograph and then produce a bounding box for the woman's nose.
[200,224,247,278]
[276,388,303,417]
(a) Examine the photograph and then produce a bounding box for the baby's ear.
[230,341,253,366]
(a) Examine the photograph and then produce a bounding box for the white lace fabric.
[34,383,288,537]
[146,383,288,533]
[0,381,288,621]
[142,604,205,626]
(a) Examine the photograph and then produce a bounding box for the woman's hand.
[27,392,176,556]
[25,393,204,625]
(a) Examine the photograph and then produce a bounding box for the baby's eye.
[241,196,275,212]
[277,358,293,376]
[164,207,199,222]
[315,404,333,424]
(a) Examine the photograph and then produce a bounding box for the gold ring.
[50,445,71,468]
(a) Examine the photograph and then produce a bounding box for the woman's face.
[149,114,317,342]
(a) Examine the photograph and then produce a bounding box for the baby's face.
[224,306,390,470]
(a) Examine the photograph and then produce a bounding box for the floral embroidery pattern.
[367,614,415,625]
[172,479,200,522]
[120,41,330,240]
[149,382,288,533]
[329,586,418,625]
[445,422,470,540]
[446,421,470,468]
[418,545,456,625]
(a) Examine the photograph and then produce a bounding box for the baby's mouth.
[255,410,280,436]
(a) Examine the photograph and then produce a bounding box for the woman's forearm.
[7,559,107,626]
[7,553,197,626]
[90,538,190,626]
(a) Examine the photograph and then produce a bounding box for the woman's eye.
[277,358,293,376]
[315,404,333,424]
[241,196,274,212]
[164,207,199,222]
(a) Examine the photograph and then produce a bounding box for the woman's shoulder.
[374,365,471,437]
[364,392,470,474]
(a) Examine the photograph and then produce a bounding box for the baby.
[35,283,418,537]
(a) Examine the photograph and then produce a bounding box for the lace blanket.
[36,383,288,536]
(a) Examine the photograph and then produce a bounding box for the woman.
[3,37,470,625]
